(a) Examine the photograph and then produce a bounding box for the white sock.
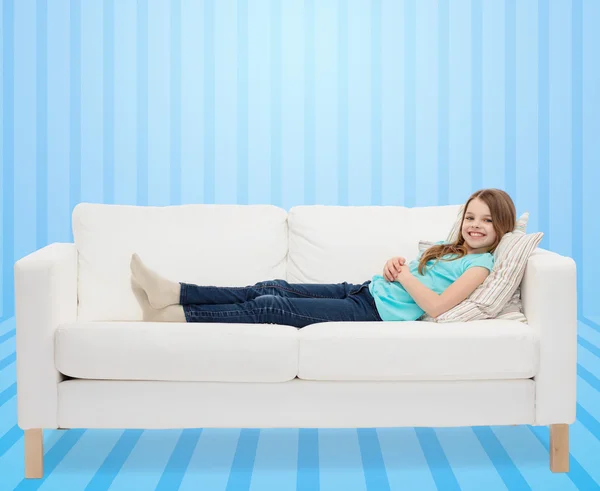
[130,253,181,309]
[132,275,187,322]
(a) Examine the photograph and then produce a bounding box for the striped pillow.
[420,231,544,323]
[419,287,528,323]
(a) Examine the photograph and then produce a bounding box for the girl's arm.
[395,266,490,319]
[395,271,440,318]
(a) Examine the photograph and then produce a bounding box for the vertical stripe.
[348,1,371,206]
[358,428,390,489]
[85,430,144,491]
[104,0,114,205]
[471,0,482,191]
[106,430,182,490]
[155,429,200,491]
[582,0,600,321]
[548,0,572,258]
[415,428,460,490]
[226,429,259,489]
[70,0,81,228]
[36,0,47,249]
[403,0,415,208]
[270,0,281,208]
[304,0,315,205]
[281,1,304,211]
[147,0,170,206]
[246,0,270,207]
[250,429,299,490]
[204,0,215,204]
[482,0,505,190]
[180,0,204,205]
[415,0,438,207]
[14,0,36,273]
[515,0,539,234]
[0,0,3,320]
[176,429,241,490]
[114,0,137,206]
[14,0,37,285]
[472,427,530,490]
[505,0,516,202]
[448,0,472,204]
[338,0,348,206]
[237,0,248,205]
[319,429,365,490]
[572,0,582,318]
[438,0,449,206]
[435,428,508,489]
[538,0,549,249]
[214,0,237,205]
[377,428,438,489]
[171,0,181,205]
[137,0,148,205]
[371,0,382,206]
[47,0,70,244]
[314,1,339,206]
[297,429,319,490]
[381,0,404,207]
[81,0,103,204]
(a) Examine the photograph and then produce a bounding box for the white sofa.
[15,203,577,477]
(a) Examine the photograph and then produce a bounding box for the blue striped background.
[0,0,596,322]
[1,2,600,487]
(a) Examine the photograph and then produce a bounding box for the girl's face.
[461,199,497,254]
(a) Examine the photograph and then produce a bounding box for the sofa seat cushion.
[297,319,538,381]
[55,322,299,383]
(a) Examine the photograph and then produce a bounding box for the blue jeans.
[179,279,383,328]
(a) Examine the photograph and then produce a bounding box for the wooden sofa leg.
[550,424,569,473]
[24,429,43,478]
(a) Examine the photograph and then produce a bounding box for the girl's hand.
[394,264,412,282]
[383,256,406,282]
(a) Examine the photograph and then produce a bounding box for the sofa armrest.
[521,248,577,425]
[15,243,78,429]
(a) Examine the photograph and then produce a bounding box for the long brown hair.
[416,188,517,275]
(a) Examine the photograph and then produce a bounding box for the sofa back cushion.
[73,203,288,321]
[287,204,462,284]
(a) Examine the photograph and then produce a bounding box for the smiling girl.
[131,188,517,326]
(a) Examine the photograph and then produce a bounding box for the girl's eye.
[466,217,492,222]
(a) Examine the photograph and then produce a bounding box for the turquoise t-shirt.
[368,241,494,321]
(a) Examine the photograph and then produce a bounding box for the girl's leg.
[131,251,370,308]
[180,279,372,306]
[181,289,382,327]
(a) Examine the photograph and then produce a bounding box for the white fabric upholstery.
[14,243,77,429]
[14,203,577,433]
[55,322,299,382]
[287,204,462,284]
[297,320,537,381]
[521,249,577,425]
[57,378,536,429]
[72,203,288,321]
[54,319,537,382]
